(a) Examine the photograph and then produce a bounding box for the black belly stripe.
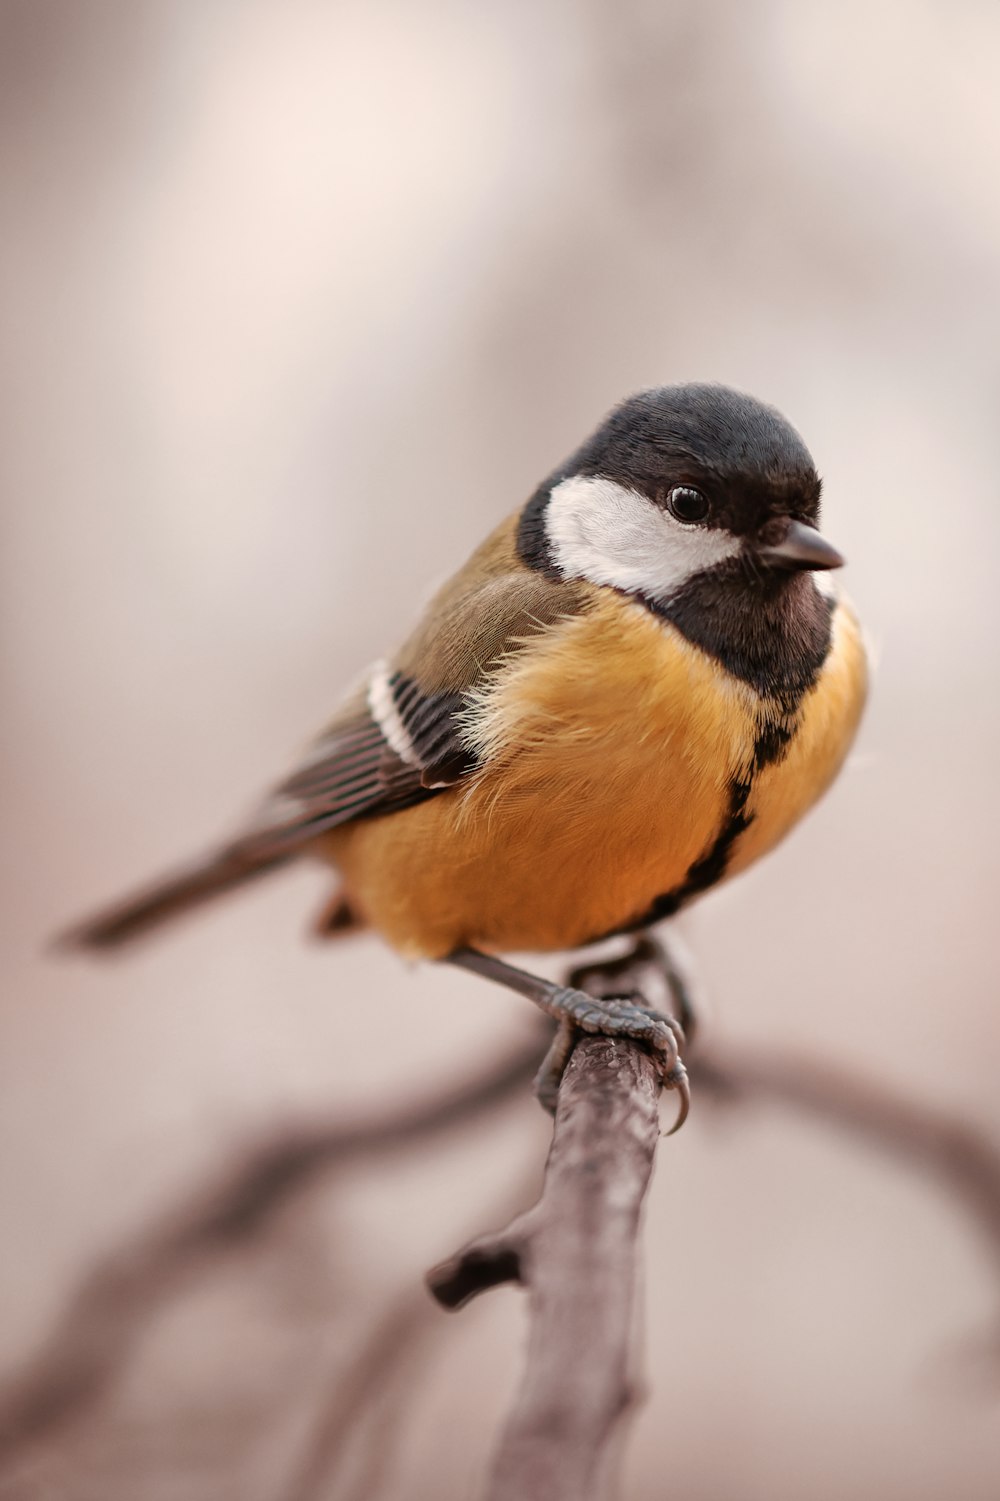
[603,707,798,938]
[628,775,754,928]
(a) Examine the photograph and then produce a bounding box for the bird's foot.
[568,930,702,1047]
[533,989,690,1132]
[446,946,691,1132]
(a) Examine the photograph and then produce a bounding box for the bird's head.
[520,384,843,604]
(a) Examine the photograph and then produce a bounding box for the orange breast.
[320,593,867,958]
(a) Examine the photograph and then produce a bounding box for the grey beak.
[755,518,845,572]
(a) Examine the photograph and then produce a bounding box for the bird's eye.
[666,486,710,524]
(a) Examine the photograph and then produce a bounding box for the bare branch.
[426,953,1000,1501]
[4,950,1000,1500]
[429,1036,662,1501]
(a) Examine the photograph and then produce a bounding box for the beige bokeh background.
[2,1,999,1496]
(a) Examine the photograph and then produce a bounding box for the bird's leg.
[446,947,690,1132]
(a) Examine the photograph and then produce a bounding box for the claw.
[663,1062,691,1136]
[665,1016,687,1051]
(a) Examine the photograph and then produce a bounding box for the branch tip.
[427,1238,524,1310]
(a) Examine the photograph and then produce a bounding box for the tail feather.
[54,846,293,952]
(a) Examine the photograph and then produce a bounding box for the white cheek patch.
[544,475,741,600]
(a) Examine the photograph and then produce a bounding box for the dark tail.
[54,846,293,952]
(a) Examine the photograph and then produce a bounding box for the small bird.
[61,384,868,1127]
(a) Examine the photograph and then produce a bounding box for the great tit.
[60,384,869,1124]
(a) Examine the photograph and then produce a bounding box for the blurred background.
[2,0,999,1496]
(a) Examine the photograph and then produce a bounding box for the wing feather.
[60,541,593,949]
[233,563,592,858]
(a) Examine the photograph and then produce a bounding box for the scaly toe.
[600,995,685,1074]
[551,988,685,1082]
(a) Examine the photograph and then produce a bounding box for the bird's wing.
[60,525,591,951]
[232,564,591,861]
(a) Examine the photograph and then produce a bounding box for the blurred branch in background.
[697,1045,1000,1308]
[0,1028,543,1471]
[2,961,999,1499]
